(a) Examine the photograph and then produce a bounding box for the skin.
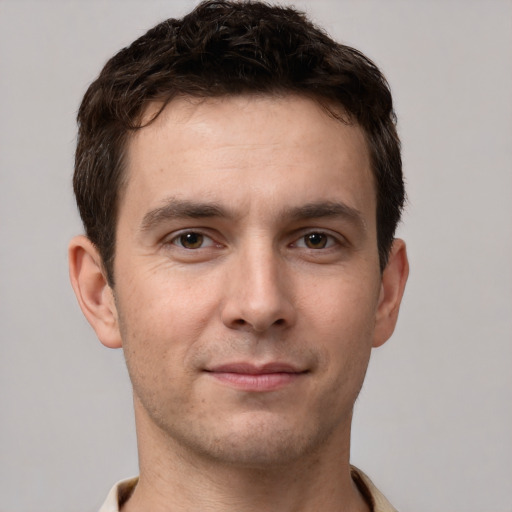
[69,94,408,512]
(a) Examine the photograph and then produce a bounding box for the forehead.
[121,94,375,224]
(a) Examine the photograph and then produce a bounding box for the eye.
[171,231,215,249]
[294,232,338,249]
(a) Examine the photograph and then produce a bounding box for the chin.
[169,412,340,469]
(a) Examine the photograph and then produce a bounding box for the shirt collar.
[99,467,396,512]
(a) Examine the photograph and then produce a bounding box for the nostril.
[274,318,285,326]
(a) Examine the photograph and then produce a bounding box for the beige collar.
[99,466,397,512]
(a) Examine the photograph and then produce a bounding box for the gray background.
[1,1,511,511]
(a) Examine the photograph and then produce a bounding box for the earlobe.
[68,235,122,349]
[373,238,409,348]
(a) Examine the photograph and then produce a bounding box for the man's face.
[112,95,387,466]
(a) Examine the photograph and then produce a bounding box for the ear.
[68,235,122,349]
[373,238,409,348]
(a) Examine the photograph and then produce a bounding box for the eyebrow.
[140,198,366,233]
[284,201,367,231]
[140,198,231,232]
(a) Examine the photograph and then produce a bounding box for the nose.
[220,242,296,333]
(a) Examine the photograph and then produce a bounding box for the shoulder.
[98,477,138,512]
[351,466,398,512]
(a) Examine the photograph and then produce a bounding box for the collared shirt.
[98,466,397,512]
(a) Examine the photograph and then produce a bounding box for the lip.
[204,362,307,392]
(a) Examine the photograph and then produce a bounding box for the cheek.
[299,275,379,380]
[118,263,220,327]
[302,274,379,337]
[114,268,223,377]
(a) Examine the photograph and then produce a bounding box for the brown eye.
[304,233,328,249]
[178,232,204,249]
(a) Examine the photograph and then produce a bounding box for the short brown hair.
[74,0,404,285]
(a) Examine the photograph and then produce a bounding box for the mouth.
[204,362,308,392]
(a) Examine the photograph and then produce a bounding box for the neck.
[122,403,370,512]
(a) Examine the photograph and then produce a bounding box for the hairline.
[105,90,379,286]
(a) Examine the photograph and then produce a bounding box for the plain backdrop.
[1,1,511,511]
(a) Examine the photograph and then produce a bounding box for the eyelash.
[167,230,343,251]
[291,231,340,250]
[170,231,217,249]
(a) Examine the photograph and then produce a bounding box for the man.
[68,1,409,511]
